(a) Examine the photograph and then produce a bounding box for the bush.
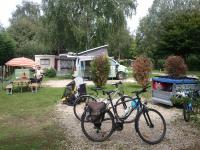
[164,56,187,77]
[44,68,56,78]
[187,55,200,71]
[119,59,131,67]
[91,55,110,87]
[132,56,153,87]
[156,59,165,70]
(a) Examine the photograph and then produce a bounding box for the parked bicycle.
[181,90,200,122]
[73,82,136,122]
[81,86,166,144]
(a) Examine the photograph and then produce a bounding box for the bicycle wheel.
[115,96,139,123]
[81,109,114,142]
[183,103,192,122]
[135,108,166,144]
[73,95,96,121]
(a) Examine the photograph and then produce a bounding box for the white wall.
[35,55,55,69]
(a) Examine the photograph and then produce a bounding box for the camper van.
[73,56,128,80]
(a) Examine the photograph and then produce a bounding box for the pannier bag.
[86,102,106,128]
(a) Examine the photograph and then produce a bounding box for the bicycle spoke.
[136,109,166,144]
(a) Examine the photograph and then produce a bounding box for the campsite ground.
[56,102,200,150]
[0,81,200,149]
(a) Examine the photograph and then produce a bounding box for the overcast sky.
[0,0,153,32]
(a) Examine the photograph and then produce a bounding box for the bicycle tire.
[183,103,191,122]
[81,109,114,142]
[73,95,97,121]
[115,96,139,123]
[135,108,166,144]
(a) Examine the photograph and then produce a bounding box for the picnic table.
[13,79,30,92]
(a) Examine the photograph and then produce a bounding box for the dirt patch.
[55,102,200,150]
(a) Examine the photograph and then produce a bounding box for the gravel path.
[55,102,200,150]
[43,78,136,88]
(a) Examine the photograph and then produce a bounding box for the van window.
[110,60,116,66]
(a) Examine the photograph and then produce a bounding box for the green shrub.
[164,56,187,77]
[156,59,165,70]
[91,55,110,87]
[187,55,200,71]
[119,59,131,67]
[44,68,56,78]
[132,56,153,88]
[171,96,190,106]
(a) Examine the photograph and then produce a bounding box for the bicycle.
[182,90,200,122]
[81,86,166,144]
[73,82,136,122]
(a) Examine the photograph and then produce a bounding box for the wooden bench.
[6,84,13,95]
[29,83,39,93]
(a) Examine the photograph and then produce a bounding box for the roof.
[78,45,108,55]
[152,76,199,84]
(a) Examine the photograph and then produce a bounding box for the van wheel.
[117,72,125,80]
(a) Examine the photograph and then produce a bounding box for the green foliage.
[108,28,134,59]
[136,0,200,62]
[156,59,165,70]
[44,68,56,78]
[171,96,191,106]
[42,0,136,54]
[164,56,187,77]
[91,55,110,87]
[132,56,153,87]
[7,1,49,58]
[0,32,15,65]
[187,55,200,71]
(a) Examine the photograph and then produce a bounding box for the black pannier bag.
[86,102,106,129]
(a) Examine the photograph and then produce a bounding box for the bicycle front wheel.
[135,108,166,144]
[73,95,96,121]
[81,109,114,142]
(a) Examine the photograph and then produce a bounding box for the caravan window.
[40,59,50,67]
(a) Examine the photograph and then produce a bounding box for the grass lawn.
[0,87,71,150]
[0,83,149,149]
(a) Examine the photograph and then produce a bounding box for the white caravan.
[73,56,128,80]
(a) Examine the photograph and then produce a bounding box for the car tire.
[117,72,125,80]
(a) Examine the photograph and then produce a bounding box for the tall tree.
[42,0,136,54]
[7,1,48,58]
[135,0,200,61]
[0,32,15,65]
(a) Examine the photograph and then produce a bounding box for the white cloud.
[0,0,153,32]
[127,0,153,34]
[0,0,41,27]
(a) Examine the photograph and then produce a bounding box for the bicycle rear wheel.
[183,103,192,122]
[135,108,166,144]
[73,95,96,121]
[115,96,139,123]
[81,109,114,142]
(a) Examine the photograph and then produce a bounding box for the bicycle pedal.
[115,122,124,131]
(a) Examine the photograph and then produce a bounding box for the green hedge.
[44,68,56,78]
